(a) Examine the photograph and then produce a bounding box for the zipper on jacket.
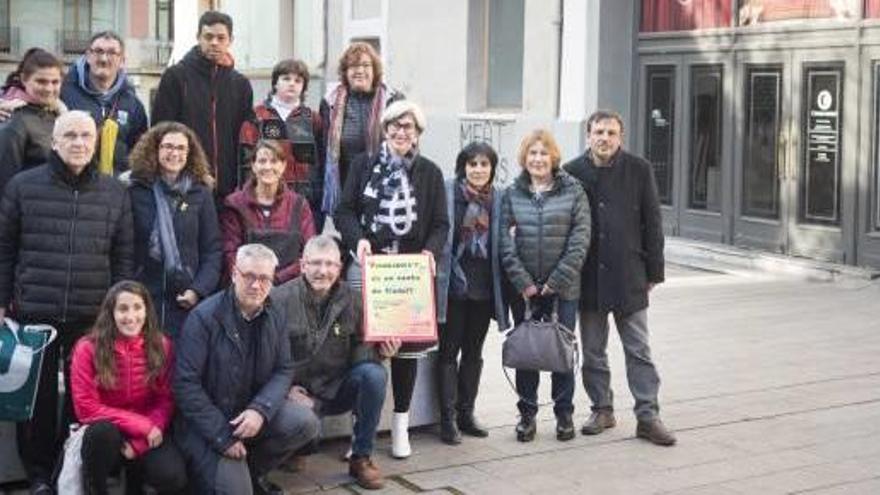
[536,196,545,285]
[62,189,80,322]
[211,65,220,188]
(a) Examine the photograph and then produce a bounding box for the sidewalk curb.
[665,237,880,282]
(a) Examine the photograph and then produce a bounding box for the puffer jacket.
[71,334,174,457]
[0,103,58,194]
[499,171,591,301]
[0,152,134,323]
[271,277,378,405]
[173,288,292,493]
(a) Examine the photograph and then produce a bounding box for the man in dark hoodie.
[61,30,149,176]
[151,10,255,199]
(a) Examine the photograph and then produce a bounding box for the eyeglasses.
[159,143,189,154]
[304,259,342,269]
[88,48,122,59]
[388,121,417,135]
[235,267,274,286]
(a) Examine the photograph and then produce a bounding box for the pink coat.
[71,334,174,456]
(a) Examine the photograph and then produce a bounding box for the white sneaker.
[391,411,411,458]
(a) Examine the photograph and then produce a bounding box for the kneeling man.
[174,243,320,494]
[272,235,399,490]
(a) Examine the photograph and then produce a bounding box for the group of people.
[0,8,676,495]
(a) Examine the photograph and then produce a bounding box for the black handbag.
[502,298,578,374]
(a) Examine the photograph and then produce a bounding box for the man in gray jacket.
[563,110,676,446]
[272,235,398,490]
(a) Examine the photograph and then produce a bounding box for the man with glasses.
[152,10,254,199]
[0,110,134,494]
[271,235,399,490]
[61,30,148,175]
[173,243,319,494]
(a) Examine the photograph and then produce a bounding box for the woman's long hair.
[129,121,215,188]
[91,281,167,389]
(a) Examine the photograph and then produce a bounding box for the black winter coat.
[499,171,591,301]
[271,278,378,405]
[151,47,254,198]
[334,152,449,259]
[129,179,222,333]
[0,152,134,323]
[0,104,57,194]
[173,288,293,493]
[563,150,665,315]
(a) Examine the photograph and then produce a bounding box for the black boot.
[457,358,489,437]
[437,362,462,445]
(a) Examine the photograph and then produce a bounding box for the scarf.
[322,83,387,215]
[149,174,193,278]
[450,181,492,295]
[363,142,418,251]
[270,95,296,121]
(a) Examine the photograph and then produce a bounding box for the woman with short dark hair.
[435,141,510,444]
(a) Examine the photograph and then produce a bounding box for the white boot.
[391,411,412,459]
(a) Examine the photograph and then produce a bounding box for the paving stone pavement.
[4,264,877,494]
[273,264,880,494]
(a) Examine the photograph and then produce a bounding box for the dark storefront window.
[689,66,723,212]
[874,63,880,231]
[737,0,858,25]
[800,65,842,225]
[645,66,675,205]
[742,67,782,219]
[641,0,732,32]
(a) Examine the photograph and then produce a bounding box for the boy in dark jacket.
[0,111,133,493]
[151,10,254,199]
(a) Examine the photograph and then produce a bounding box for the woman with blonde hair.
[500,129,590,442]
[128,122,222,335]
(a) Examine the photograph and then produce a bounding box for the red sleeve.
[143,337,174,432]
[70,339,155,441]
[220,205,244,283]
[274,198,316,284]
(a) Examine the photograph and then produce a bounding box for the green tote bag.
[0,318,57,421]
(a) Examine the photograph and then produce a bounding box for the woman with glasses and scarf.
[128,122,223,336]
[335,100,448,459]
[434,142,510,444]
[317,42,403,229]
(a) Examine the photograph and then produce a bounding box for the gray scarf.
[149,174,193,277]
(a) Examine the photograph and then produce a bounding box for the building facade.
[634,0,880,269]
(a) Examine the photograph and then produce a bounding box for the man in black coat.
[0,110,134,493]
[173,243,319,494]
[563,110,676,446]
[151,10,254,199]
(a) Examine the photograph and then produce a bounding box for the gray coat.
[499,171,591,301]
[271,277,378,406]
[436,179,510,330]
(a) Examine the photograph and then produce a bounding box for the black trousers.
[390,357,418,413]
[81,421,188,495]
[438,298,492,367]
[16,319,90,484]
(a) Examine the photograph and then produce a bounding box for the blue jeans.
[510,295,577,418]
[321,361,388,457]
